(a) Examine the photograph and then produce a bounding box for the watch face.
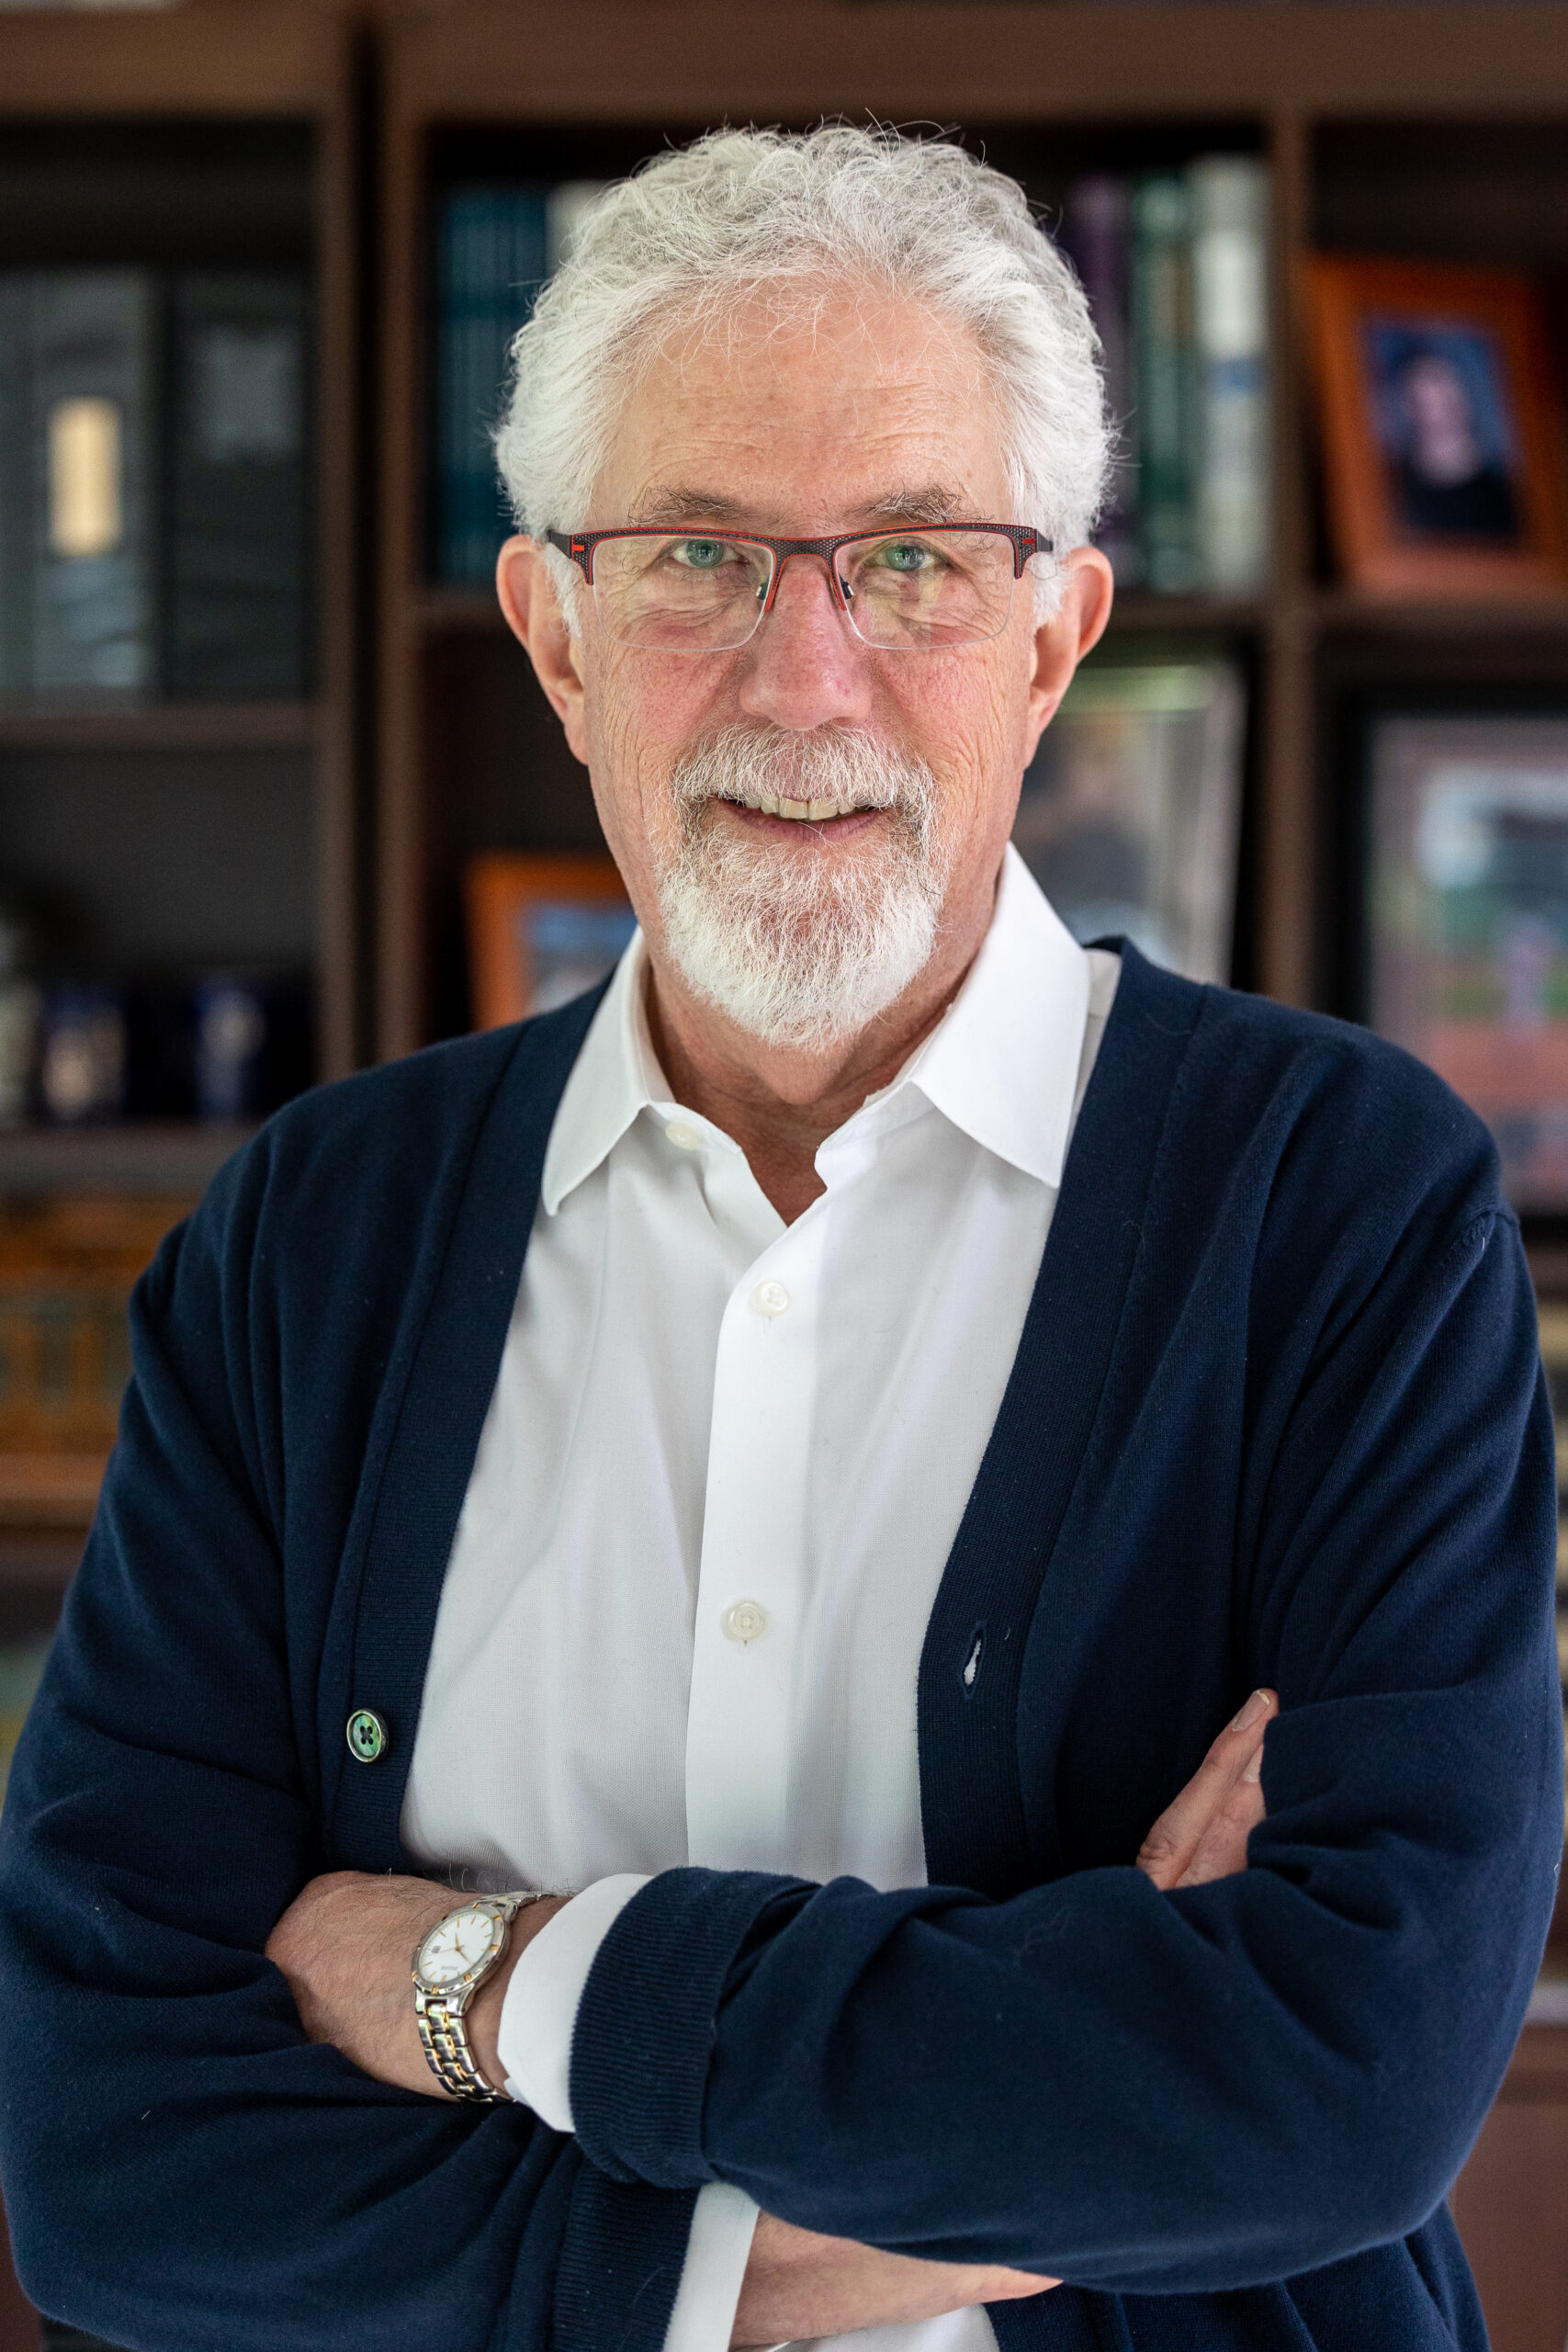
[417,1905,500,1990]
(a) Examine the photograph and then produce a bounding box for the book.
[0,1193,189,1539]
[1366,710,1568,1211]
[434,185,548,583]
[0,279,29,701]
[546,181,610,277]
[1012,654,1245,984]
[1061,176,1143,588]
[1131,177,1201,594]
[28,271,158,701]
[165,273,310,700]
[1190,155,1270,593]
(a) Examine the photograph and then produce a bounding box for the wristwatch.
[412,1890,548,2101]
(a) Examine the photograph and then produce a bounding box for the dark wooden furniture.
[1,5,1566,2346]
[0,9,361,2339]
[376,0,1568,1051]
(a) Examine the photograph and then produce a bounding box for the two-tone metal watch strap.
[414,1891,546,2103]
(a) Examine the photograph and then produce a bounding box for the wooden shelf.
[0,1122,256,1199]
[1311,588,1568,639]
[1107,592,1269,635]
[387,4,1568,122]
[0,703,321,753]
[0,0,365,1092]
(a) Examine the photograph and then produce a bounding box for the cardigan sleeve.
[0,1171,692,2352]
[564,1187,1564,2295]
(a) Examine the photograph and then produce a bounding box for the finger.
[1135,1690,1279,1892]
[1175,1754,1269,1887]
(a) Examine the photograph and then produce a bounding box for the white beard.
[656,724,951,1050]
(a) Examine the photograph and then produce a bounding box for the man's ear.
[496,537,590,765]
[1021,546,1115,769]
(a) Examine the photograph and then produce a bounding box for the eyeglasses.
[545,523,1052,654]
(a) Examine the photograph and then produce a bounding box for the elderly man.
[0,126,1559,2352]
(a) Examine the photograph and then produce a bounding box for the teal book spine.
[28,270,158,702]
[1190,155,1271,594]
[0,277,30,703]
[166,272,311,700]
[1132,176,1201,595]
[434,186,547,584]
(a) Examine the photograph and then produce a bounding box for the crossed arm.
[267,1689,1278,2346]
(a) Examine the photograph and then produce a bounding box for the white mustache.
[670,724,936,839]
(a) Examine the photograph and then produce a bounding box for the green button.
[345,1708,388,1763]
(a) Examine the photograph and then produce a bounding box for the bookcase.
[0,1,362,1665]
[0,2,1565,2346]
[373,16,1568,2349]
[375,0,1568,1057]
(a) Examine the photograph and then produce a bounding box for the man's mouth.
[717,786,881,824]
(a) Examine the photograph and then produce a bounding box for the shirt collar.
[541,842,1090,1213]
[541,930,665,1215]
[890,843,1089,1190]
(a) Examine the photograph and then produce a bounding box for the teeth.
[723,789,874,822]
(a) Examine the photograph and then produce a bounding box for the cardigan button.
[345,1708,389,1763]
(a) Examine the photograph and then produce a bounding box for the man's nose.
[736,552,874,732]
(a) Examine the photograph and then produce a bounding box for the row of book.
[1061,156,1271,595]
[0,270,310,705]
[434,181,604,584]
[430,164,1268,596]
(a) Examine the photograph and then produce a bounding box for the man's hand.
[268,1694,1277,2342]
[1135,1686,1279,1891]
[733,2214,1055,2346]
[732,1687,1280,2345]
[265,1872,568,2099]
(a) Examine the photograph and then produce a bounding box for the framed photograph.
[465,853,636,1030]
[1367,711,1568,1209]
[1011,655,1245,985]
[1308,256,1568,597]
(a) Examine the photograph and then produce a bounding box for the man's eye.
[875,540,937,573]
[671,538,731,570]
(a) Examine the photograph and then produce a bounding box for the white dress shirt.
[402,845,1120,2352]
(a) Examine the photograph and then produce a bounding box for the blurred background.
[0,1,1566,2346]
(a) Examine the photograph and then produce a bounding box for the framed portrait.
[1308,256,1568,597]
[1367,710,1568,1210]
[1012,655,1245,985]
[465,853,636,1030]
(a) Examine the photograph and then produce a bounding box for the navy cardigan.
[0,946,1560,2352]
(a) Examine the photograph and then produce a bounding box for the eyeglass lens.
[588,530,1019,652]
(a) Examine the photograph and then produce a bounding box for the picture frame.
[465,853,636,1030]
[1308,255,1568,597]
[1365,707,1568,1210]
[1011,653,1246,986]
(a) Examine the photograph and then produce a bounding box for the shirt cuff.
[498,1873,650,2129]
[661,2182,761,2352]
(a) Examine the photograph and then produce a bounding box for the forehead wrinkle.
[623,479,988,535]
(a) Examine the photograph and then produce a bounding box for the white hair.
[494,123,1110,623]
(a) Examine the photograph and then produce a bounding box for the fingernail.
[1231,1689,1269,1733]
[1243,1747,1264,1782]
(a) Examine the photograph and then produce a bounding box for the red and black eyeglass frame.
[544,523,1053,612]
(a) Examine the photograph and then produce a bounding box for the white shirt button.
[750,1279,790,1317]
[664,1120,703,1151]
[720,1600,768,1644]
